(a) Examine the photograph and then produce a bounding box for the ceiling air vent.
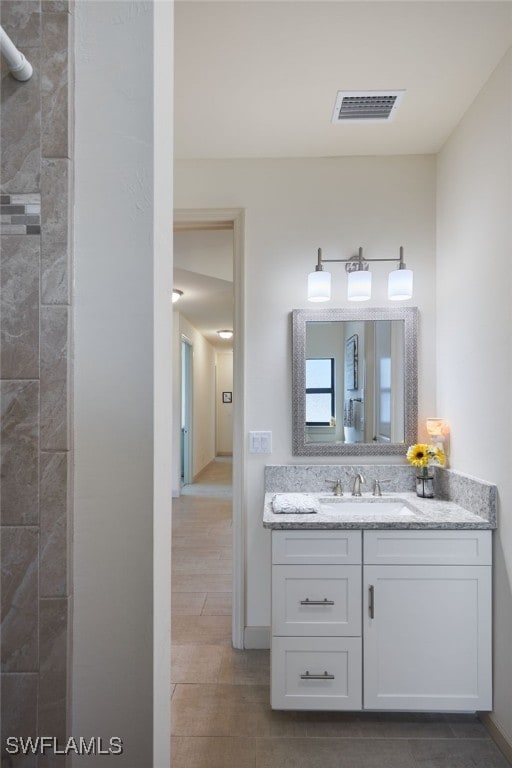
[332,90,405,123]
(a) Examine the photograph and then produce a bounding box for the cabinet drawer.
[271,636,362,710]
[364,530,492,565]
[272,564,361,636]
[272,530,361,565]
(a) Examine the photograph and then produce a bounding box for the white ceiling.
[174,229,234,348]
[175,0,512,159]
[174,1,511,345]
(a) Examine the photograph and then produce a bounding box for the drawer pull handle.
[300,670,335,680]
[369,585,375,619]
[300,598,335,606]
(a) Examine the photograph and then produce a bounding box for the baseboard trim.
[244,626,270,649]
[480,713,512,763]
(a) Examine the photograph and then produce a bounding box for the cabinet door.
[363,565,492,711]
[271,636,362,710]
[272,564,361,636]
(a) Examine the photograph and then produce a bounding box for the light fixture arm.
[319,245,405,268]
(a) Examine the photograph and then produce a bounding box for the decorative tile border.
[0,193,41,235]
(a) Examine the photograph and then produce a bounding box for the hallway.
[171,461,510,768]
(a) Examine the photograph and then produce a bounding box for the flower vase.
[416,467,434,498]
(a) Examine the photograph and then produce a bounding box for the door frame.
[174,207,245,649]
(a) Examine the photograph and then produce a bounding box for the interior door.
[181,338,193,486]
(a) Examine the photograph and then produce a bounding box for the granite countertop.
[263,491,495,530]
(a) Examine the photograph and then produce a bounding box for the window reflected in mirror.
[305,358,335,426]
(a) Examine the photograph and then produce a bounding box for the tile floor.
[171,459,511,768]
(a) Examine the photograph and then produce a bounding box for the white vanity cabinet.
[271,530,363,710]
[271,528,492,712]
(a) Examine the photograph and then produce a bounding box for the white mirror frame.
[292,307,418,456]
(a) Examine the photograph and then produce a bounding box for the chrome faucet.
[351,473,365,497]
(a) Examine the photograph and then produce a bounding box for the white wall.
[175,156,437,628]
[437,48,512,749]
[74,3,154,763]
[153,2,173,763]
[216,350,234,455]
[174,229,233,281]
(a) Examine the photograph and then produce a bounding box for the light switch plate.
[249,431,272,454]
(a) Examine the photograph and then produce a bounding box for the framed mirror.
[292,307,418,456]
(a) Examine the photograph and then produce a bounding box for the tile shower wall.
[1,2,72,764]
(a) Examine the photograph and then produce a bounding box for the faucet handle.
[372,479,391,496]
[325,479,344,496]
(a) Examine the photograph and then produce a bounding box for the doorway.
[181,337,193,486]
[173,208,245,648]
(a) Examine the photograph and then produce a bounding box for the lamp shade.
[347,269,371,301]
[426,418,449,438]
[388,268,413,300]
[308,270,331,302]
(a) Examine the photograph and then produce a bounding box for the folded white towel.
[272,493,320,514]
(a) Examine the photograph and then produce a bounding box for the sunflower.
[406,443,430,467]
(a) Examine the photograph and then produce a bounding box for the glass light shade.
[426,418,449,438]
[388,268,413,301]
[308,270,331,302]
[347,270,371,301]
[217,329,233,340]
[172,289,183,303]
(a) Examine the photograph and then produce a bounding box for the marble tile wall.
[0,2,72,765]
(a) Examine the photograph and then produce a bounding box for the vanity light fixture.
[217,329,234,340]
[388,247,413,301]
[307,246,413,303]
[172,289,183,303]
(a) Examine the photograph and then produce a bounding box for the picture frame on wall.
[222,391,232,403]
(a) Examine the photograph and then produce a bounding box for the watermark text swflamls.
[5,736,124,756]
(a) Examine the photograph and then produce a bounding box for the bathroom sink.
[318,497,416,516]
